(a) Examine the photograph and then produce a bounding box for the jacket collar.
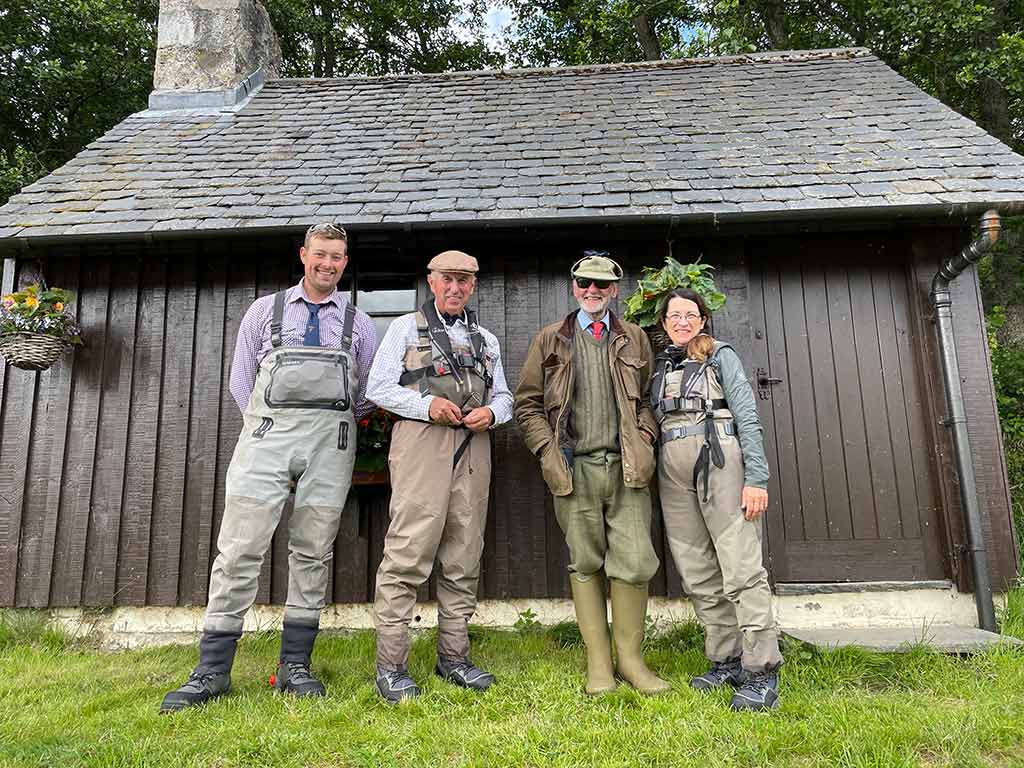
[557,309,627,344]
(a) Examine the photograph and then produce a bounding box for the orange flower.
[24,296,38,309]
[54,302,64,311]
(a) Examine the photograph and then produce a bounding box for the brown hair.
[660,288,715,362]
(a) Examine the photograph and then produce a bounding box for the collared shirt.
[577,308,611,336]
[229,280,377,416]
[366,303,513,425]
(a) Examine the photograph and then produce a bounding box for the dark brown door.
[749,247,946,582]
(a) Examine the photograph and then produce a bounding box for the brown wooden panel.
[784,539,932,582]
[16,255,77,606]
[147,250,197,604]
[333,491,369,603]
[848,262,901,540]
[825,265,877,541]
[50,255,111,605]
[803,262,852,540]
[115,257,167,605]
[0,259,35,606]
[179,250,227,604]
[83,253,140,605]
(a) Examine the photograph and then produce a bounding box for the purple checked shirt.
[229,280,377,417]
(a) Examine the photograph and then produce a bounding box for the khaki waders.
[657,364,782,673]
[373,420,491,670]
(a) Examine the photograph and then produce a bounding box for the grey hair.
[304,222,348,248]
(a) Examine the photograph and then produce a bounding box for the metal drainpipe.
[930,209,1001,633]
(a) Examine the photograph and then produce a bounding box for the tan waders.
[554,453,669,696]
[656,362,783,677]
[163,294,358,712]
[373,419,492,671]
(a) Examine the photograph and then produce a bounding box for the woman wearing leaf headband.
[649,287,783,711]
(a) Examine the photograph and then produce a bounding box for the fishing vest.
[398,300,494,413]
[650,341,736,500]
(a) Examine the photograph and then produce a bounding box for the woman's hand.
[741,486,768,521]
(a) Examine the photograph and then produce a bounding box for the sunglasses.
[575,277,612,290]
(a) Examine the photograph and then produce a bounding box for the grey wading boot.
[691,657,744,691]
[570,574,617,696]
[271,621,325,697]
[730,668,780,711]
[160,630,239,713]
[609,580,671,696]
[376,666,421,704]
[435,656,495,691]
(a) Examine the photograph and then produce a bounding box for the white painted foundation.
[41,585,1002,650]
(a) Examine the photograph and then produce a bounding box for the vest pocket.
[338,421,349,450]
[264,351,351,411]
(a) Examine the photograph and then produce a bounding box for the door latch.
[755,368,782,400]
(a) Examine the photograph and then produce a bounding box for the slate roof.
[3,47,1024,245]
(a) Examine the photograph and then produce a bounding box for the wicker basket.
[0,332,69,371]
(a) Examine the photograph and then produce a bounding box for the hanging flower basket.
[0,284,82,371]
[0,332,70,371]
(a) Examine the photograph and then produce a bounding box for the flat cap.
[571,252,623,281]
[428,250,478,274]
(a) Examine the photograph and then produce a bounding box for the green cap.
[571,252,623,282]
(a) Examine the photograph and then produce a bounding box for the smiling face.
[300,235,348,301]
[662,296,706,346]
[428,270,476,316]
[572,277,618,320]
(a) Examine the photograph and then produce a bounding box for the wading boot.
[375,666,421,704]
[610,580,671,696]
[570,574,617,696]
[435,656,495,691]
[730,668,780,712]
[691,657,744,691]
[160,630,239,713]
[271,621,325,697]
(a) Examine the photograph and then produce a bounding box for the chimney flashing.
[148,67,266,110]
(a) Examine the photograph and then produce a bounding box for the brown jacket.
[514,310,658,496]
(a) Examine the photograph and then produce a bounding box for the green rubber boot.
[610,579,671,696]
[570,573,617,696]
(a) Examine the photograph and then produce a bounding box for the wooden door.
[749,244,946,582]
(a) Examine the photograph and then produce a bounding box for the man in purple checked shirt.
[161,223,376,713]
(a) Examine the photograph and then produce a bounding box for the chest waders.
[373,301,496,674]
[202,292,359,675]
[652,343,782,679]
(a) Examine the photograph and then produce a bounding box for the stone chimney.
[151,0,283,108]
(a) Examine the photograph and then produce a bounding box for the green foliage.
[623,257,725,328]
[986,305,1024,556]
[513,607,542,633]
[0,283,83,344]
[263,0,502,77]
[355,406,397,473]
[0,0,158,206]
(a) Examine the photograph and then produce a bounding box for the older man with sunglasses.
[514,251,668,697]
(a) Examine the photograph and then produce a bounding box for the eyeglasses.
[666,312,703,323]
[575,277,612,290]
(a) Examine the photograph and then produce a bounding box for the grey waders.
[162,293,358,712]
[652,343,782,708]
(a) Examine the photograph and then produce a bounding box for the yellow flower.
[24,296,39,309]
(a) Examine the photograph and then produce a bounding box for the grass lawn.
[1,592,1023,768]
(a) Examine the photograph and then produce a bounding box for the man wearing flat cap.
[366,249,513,703]
[515,250,668,697]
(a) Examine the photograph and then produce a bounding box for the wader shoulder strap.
[340,302,357,352]
[464,307,493,398]
[270,290,287,348]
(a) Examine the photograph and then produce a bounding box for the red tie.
[591,321,604,340]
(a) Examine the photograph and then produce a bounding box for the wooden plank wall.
[0,226,1017,607]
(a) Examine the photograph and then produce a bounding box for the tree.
[0,0,158,205]
[263,0,502,77]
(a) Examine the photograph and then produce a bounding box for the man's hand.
[740,486,768,521]
[429,397,464,426]
[463,406,494,433]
